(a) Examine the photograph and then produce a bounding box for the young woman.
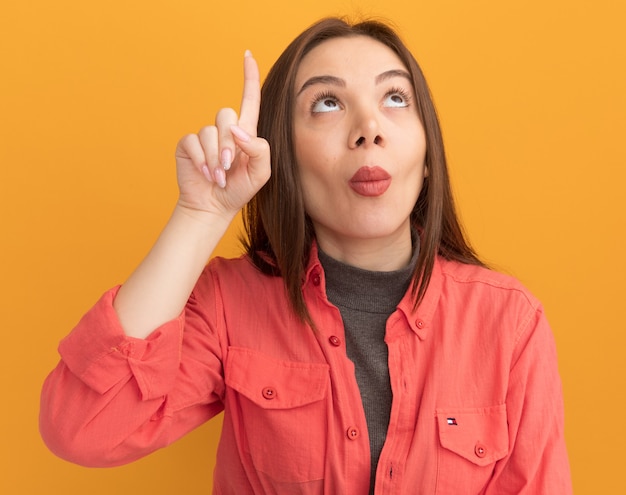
[40,17,572,494]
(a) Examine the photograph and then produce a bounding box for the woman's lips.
[349,166,392,197]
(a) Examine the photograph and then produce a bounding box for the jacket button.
[312,273,321,286]
[475,443,487,458]
[416,319,425,329]
[262,387,276,400]
[328,336,341,346]
[346,426,360,440]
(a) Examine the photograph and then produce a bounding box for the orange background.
[2,0,624,493]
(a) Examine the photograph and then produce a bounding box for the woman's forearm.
[113,204,235,339]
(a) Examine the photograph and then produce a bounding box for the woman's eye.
[312,97,340,113]
[384,92,409,108]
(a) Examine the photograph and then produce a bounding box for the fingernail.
[221,148,233,170]
[214,167,226,188]
[230,125,250,142]
[201,165,213,182]
[245,49,252,58]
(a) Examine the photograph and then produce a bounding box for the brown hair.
[242,17,484,323]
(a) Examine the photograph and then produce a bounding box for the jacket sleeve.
[486,306,573,493]
[39,283,225,467]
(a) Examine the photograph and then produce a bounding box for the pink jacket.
[40,246,572,494]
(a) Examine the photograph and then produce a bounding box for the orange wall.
[2,0,624,493]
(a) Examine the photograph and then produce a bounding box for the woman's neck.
[314,226,414,272]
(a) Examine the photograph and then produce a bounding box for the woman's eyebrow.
[297,69,411,96]
[375,69,411,84]
[297,75,345,96]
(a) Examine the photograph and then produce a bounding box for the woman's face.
[293,36,427,261]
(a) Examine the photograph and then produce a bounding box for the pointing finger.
[238,50,261,136]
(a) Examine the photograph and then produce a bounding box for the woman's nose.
[349,108,385,149]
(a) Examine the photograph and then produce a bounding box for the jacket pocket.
[225,346,330,483]
[435,404,509,494]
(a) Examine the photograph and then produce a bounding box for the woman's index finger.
[238,50,261,136]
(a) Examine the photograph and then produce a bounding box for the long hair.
[242,17,483,323]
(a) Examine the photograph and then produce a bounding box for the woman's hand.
[175,51,270,218]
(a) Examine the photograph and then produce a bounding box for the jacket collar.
[303,240,442,340]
